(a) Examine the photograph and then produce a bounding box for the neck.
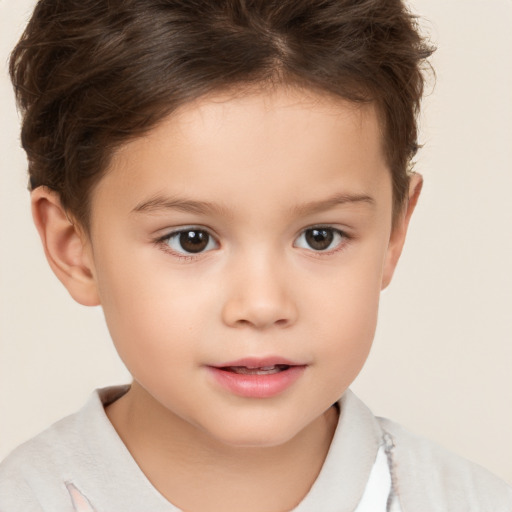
[106,382,338,512]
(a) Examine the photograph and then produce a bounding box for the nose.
[221,254,298,330]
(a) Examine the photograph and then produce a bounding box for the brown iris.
[179,230,210,253]
[305,228,334,251]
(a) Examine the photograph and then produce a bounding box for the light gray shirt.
[0,386,510,511]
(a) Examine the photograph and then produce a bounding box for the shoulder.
[0,408,82,510]
[378,417,512,512]
[0,386,130,511]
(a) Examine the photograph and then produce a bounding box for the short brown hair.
[10,0,434,229]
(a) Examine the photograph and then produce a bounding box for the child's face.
[78,87,411,447]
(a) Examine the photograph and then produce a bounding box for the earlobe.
[381,173,423,290]
[31,187,100,306]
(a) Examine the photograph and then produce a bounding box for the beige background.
[1,0,511,484]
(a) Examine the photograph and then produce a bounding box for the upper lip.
[211,357,305,369]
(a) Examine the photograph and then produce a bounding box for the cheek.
[315,282,380,357]
[306,247,385,375]
[313,292,379,398]
[94,250,207,367]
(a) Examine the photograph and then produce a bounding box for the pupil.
[305,228,333,251]
[179,231,209,253]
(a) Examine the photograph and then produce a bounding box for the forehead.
[147,87,382,162]
[91,87,390,221]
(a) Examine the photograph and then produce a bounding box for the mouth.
[211,356,305,373]
[207,358,306,398]
[218,364,292,375]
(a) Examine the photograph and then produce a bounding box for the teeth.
[226,365,289,375]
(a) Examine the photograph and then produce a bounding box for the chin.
[206,418,307,449]
[215,433,297,450]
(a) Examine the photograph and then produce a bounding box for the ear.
[31,187,100,306]
[381,173,423,290]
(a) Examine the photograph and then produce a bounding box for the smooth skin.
[32,86,421,512]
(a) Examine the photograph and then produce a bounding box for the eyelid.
[155,225,220,258]
[293,225,351,253]
[156,224,217,239]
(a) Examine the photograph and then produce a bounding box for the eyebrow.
[132,192,375,216]
[292,192,375,216]
[132,195,229,216]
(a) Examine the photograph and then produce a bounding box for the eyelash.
[155,227,218,261]
[154,225,351,260]
[294,226,352,257]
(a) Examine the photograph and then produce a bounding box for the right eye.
[163,228,218,255]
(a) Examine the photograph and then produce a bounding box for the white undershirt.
[353,445,402,512]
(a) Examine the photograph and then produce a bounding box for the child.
[1,0,511,510]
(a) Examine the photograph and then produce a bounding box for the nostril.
[232,317,290,329]
[221,291,298,329]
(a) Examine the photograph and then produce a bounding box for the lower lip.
[207,366,306,398]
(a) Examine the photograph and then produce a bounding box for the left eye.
[294,227,345,252]
[164,229,218,254]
